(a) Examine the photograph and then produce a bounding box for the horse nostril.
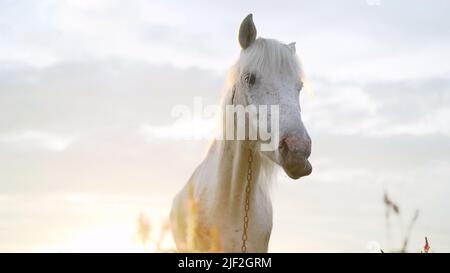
[279,138,289,158]
[281,135,301,152]
[280,135,311,158]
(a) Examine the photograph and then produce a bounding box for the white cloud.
[303,78,450,137]
[2,0,449,80]
[368,108,450,137]
[139,117,216,141]
[0,130,75,152]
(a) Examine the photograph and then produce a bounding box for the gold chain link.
[241,150,253,253]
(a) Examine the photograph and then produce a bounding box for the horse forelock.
[226,38,303,90]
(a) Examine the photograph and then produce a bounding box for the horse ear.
[238,14,257,49]
[288,42,296,54]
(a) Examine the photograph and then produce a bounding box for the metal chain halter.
[241,150,253,253]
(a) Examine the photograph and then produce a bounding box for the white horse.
[170,14,312,253]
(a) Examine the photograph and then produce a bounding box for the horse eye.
[244,73,256,86]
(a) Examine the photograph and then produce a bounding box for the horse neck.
[207,140,263,214]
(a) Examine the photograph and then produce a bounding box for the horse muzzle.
[282,157,312,179]
[279,134,312,179]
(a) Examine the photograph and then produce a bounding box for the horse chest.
[204,189,273,252]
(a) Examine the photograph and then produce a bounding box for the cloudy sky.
[1,0,449,252]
